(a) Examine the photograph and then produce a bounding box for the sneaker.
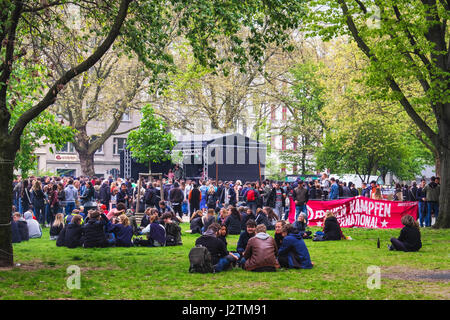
[387,244,394,251]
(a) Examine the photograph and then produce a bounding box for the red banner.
[306,196,418,229]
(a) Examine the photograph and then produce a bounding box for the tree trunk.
[435,153,441,178]
[74,126,95,176]
[0,145,15,267]
[435,141,450,228]
[79,150,95,177]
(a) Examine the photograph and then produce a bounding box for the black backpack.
[188,245,214,273]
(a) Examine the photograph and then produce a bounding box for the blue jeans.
[418,202,426,227]
[247,201,257,214]
[295,205,307,222]
[427,201,439,226]
[274,202,283,219]
[214,253,240,273]
[65,201,76,216]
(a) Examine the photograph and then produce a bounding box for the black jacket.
[17,220,29,241]
[32,189,45,208]
[236,230,254,254]
[99,184,111,205]
[57,223,83,248]
[266,188,286,208]
[255,212,270,230]
[140,214,151,229]
[398,226,422,251]
[195,234,229,265]
[241,212,256,230]
[190,216,203,234]
[82,214,108,248]
[169,187,184,204]
[218,187,236,206]
[11,220,22,243]
[323,216,342,240]
[50,224,64,237]
[189,188,201,208]
[225,214,242,235]
[144,187,158,206]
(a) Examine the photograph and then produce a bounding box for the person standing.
[32,181,46,225]
[219,182,236,208]
[416,180,427,227]
[244,183,259,215]
[423,176,440,226]
[64,179,79,216]
[320,173,330,200]
[328,178,339,200]
[266,183,285,220]
[293,181,309,222]
[188,184,202,217]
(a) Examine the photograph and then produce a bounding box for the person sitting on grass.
[195,223,239,273]
[202,208,216,233]
[57,214,83,248]
[106,202,126,221]
[190,210,204,234]
[82,210,110,248]
[11,214,22,243]
[12,212,29,242]
[50,213,65,240]
[293,213,312,239]
[236,219,257,256]
[242,224,280,272]
[162,212,182,246]
[217,224,228,246]
[264,207,278,231]
[24,210,42,239]
[388,214,422,252]
[274,220,286,249]
[278,223,314,269]
[217,207,229,225]
[137,214,166,247]
[323,211,344,241]
[140,207,153,229]
[225,207,242,235]
[65,209,84,225]
[255,207,270,230]
[108,214,133,247]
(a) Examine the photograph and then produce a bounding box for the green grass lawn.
[1,224,449,300]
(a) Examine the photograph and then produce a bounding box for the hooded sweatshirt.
[24,211,42,238]
[64,184,78,202]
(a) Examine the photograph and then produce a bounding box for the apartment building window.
[113,138,126,155]
[282,136,286,151]
[57,142,75,153]
[121,111,130,122]
[282,106,287,121]
[91,136,104,154]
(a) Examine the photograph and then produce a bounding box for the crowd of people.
[9,172,428,272]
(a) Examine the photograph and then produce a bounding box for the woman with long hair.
[32,180,46,225]
[388,215,422,252]
[21,179,31,214]
[225,206,242,235]
[50,213,65,240]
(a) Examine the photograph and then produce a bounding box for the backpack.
[247,189,255,202]
[188,245,214,273]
